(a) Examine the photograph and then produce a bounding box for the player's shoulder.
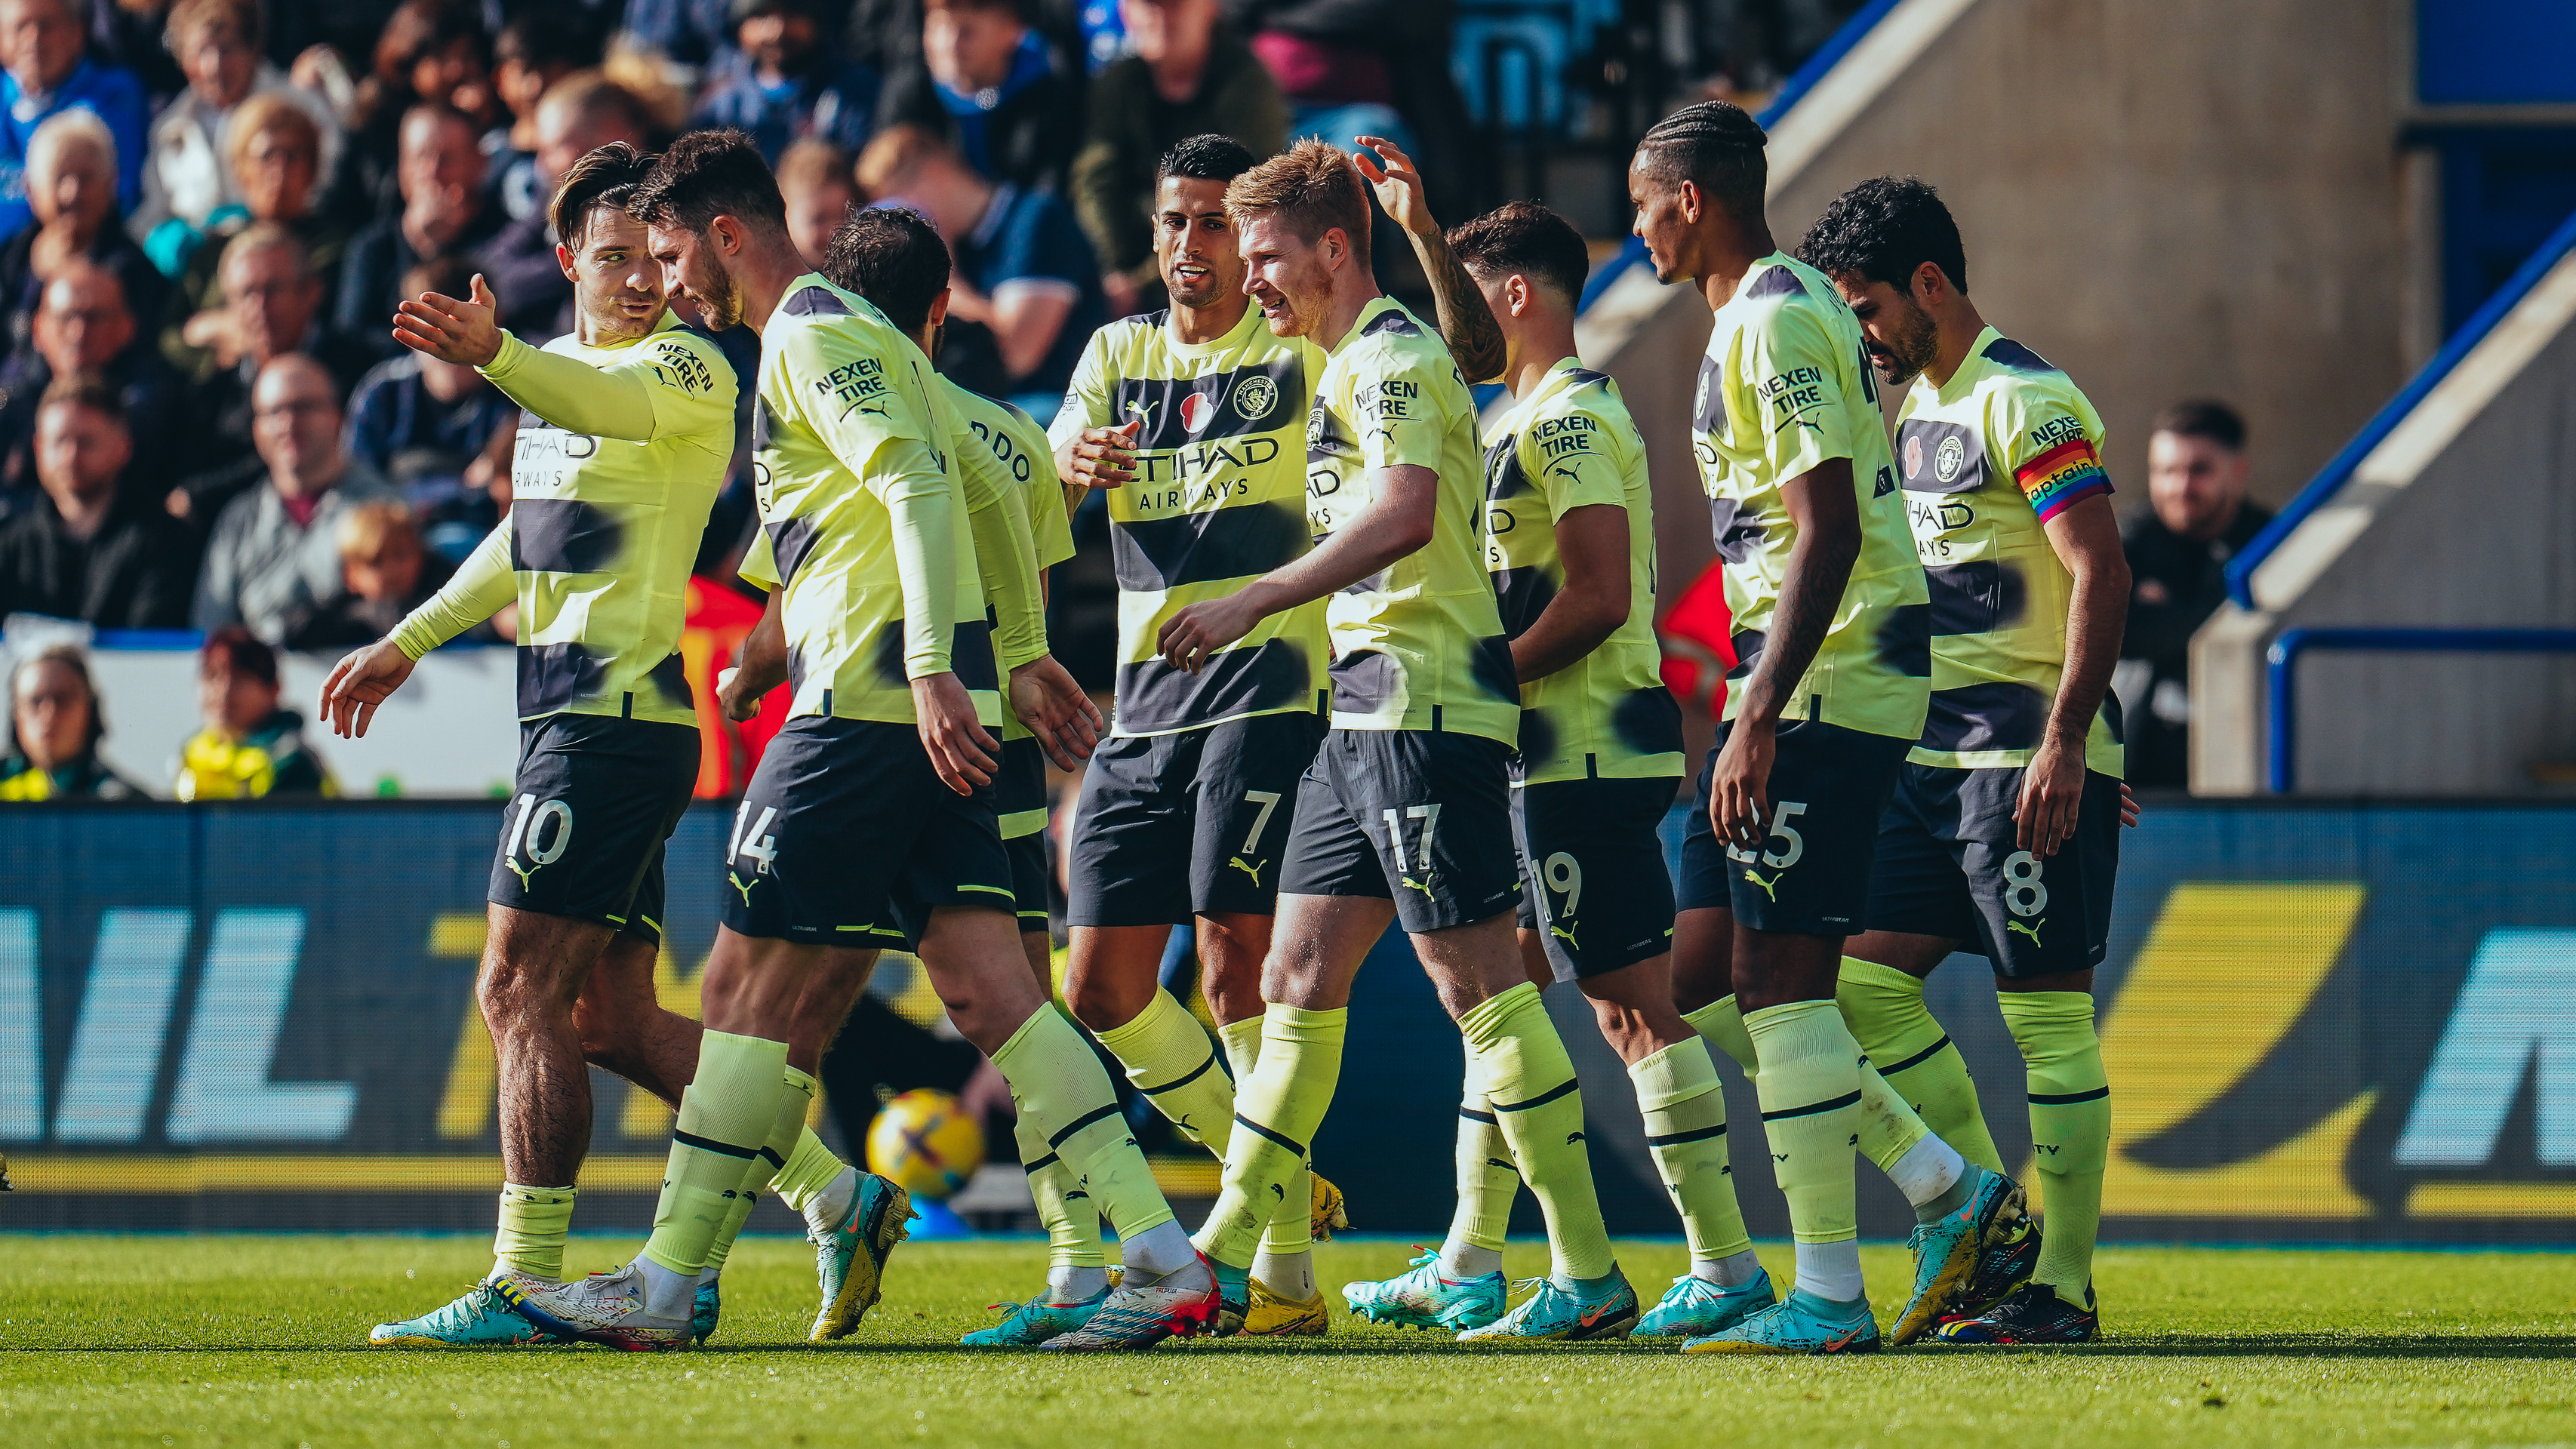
[638,319,736,394]
[1719,257,1848,353]
[768,278,898,350]
[1085,309,1171,366]
[1969,333,2101,437]
[1339,300,1465,388]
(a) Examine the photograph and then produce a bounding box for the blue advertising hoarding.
[2,800,2571,1239]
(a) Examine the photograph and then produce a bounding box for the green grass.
[0,1235,2570,1447]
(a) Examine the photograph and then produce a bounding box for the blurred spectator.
[189,352,394,641]
[90,0,185,108]
[279,497,469,649]
[168,223,371,522]
[0,374,196,628]
[859,121,1100,411]
[693,0,880,162]
[875,0,1082,195]
[2,645,143,800]
[173,623,335,798]
[2119,398,2270,790]
[0,0,149,240]
[0,109,163,360]
[343,257,513,552]
[328,0,492,229]
[778,137,855,269]
[618,0,743,79]
[1074,0,1128,73]
[129,0,343,272]
[1233,0,1411,152]
[0,259,182,507]
[1073,0,1282,314]
[334,103,502,365]
[162,94,348,347]
[475,71,654,340]
[486,11,603,222]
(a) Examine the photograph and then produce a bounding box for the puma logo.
[1065,1189,1089,1201]
[506,857,538,890]
[1549,924,1578,949]
[1485,1158,1516,1171]
[1229,856,1265,884]
[1400,874,1434,895]
[1269,1183,1285,1200]
[1565,1131,1584,1145]
[1742,868,1782,901]
[729,871,756,906]
[2007,918,2045,948]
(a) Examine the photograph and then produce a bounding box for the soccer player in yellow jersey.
[1042,134,1500,1337]
[1630,102,2028,1354]
[503,131,1217,1352]
[1802,177,2128,1344]
[1343,198,1783,1339]
[322,143,778,1349]
[1149,139,1634,1343]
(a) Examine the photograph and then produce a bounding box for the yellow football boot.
[1242,1278,1328,1337]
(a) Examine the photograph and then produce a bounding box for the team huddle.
[321,94,2126,1356]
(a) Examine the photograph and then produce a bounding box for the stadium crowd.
[0,0,1488,798]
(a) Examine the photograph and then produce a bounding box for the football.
[865,1089,987,1201]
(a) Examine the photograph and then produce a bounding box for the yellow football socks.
[1743,1001,1862,1250]
[703,1066,817,1275]
[1013,1109,1106,1275]
[641,1030,787,1277]
[1095,989,1232,1151]
[989,1006,1175,1241]
[1193,1003,1346,1271]
[1839,958,2005,1174]
[1448,1068,1517,1266]
[1629,1038,1753,1263]
[2002,991,2110,1305]
[1682,995,1758,1072]
[492,1183,575,1281]
[768,1125,848,1220]
[1460,983,1614,1284]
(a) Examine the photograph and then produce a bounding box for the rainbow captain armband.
[2014,436,2113,521]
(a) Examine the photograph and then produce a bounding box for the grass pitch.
[0,1235,2569,1448]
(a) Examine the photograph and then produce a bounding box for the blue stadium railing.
[2266,626,2576,792]
[2225,203,2576,611]
[1573,0,1905,315]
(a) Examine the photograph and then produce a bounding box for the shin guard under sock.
[1192,1004,1345,1271]
[1459,983,1614,1283]
[1743,1001,1863,1272]
[1630,1037,1753,1263]
[641,1030,788,1277]
[492,1183,575,1281]
[1839,958,2005,1174]
[990,1006,1176,1243]
[2002,991,2110,1303]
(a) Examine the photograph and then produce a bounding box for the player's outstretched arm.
[324,515,519,737]
[393,274,662,442]
[1710,457,1860,850]
[1156,462,1439,672]
[1511,503,1631,684]
[1356,136,1506,385]
[2018,491,2130,855]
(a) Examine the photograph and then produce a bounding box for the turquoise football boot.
[1632,1269,1777,1338]
[1681,1287,1881,1355]
[961,1287,1110,1346]
[1454,1271,1639,1343]
[1343,1250,1507,1333]
[692,1277,720,1345]
[808,1170,915,1342]
[368,1275,556,1349]
[1891,1164,2029,1345]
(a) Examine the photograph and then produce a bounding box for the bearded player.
[1802,176,2125,1344]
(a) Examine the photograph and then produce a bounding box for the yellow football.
[865,1088,986,1201]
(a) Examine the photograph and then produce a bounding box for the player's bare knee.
[1063,963,1148,1034]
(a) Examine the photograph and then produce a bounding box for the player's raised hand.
[1062,419,1140,488]
[913,672,999,795]
[1353,136,1437,238]
[392,273,504,368]
[1008,655,1104,769]
[1156,594,1262,673]
[317,638,418,739]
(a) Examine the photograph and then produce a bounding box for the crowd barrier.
[2,799,2570,1241]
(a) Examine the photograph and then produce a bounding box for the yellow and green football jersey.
[1311,297,1519,745]
[1049,303,1328,736]
[389,308,735,726]
[1894,325,2121,774]
[1694,252,1928,742]
[944,374,1075,746]
[1482,356,1682,783]
[738,273,996,728]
